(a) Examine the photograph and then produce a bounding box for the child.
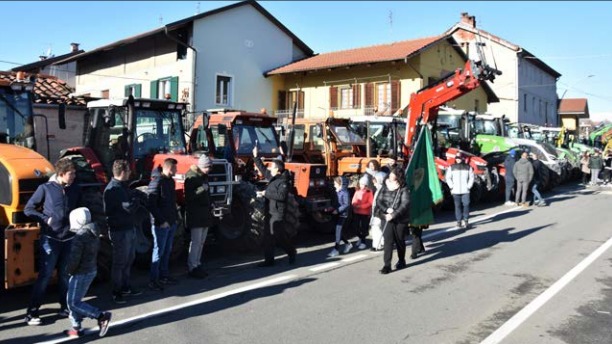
[351,176,374,250]
[328,176,353,257]
[65,207,112,338]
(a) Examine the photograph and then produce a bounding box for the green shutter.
[170,76,179,102]
[150,80,158,99]
[135,84,142,98]
[124,85,130,97]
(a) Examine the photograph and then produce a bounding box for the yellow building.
[266,35,498,120]
[558,98,590,135]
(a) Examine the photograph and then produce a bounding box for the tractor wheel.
[470,178,485,204]
[217,181,265,252]
[440,181,454,211]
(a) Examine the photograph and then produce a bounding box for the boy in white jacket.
[445,153,474,228]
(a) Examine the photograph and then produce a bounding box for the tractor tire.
[217,181,265,252]
[470,178,485,204]
[440,181,454,211]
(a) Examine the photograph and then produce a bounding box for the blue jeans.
[453,193,470,222]
[505,178,515,202]
[27,236,72,314]
[150,223,177,282]
[532,183,543,204]
[67,271,100,328]
[109,229,136,293]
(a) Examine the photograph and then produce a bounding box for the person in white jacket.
[445,152,475,228]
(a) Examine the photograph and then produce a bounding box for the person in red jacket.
[351,176,374,250]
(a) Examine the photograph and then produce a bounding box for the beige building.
[558,98,589,135]
[266,35,498,120]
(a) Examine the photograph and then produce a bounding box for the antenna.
[196,2,201,14]
[388,10,393,38]
[159,15,163,26]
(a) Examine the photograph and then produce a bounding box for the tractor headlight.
[309,180,315,187]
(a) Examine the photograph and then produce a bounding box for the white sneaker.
[343,242,353,254]
[504,201,515,206]
[328,248,340,257]
[358,243,367,250]
[355,239,363,247]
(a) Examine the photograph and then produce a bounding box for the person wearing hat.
[184,155,213,279]
[445,152,474,228]
[351,175,374,250]
[503,149,517,205]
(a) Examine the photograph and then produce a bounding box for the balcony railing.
[275,109,305,121]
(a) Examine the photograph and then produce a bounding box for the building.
[12,43,83,88]
[446,13,562,126]
[55,0,313,124]
[266,35,498,120]
[558,98,589,136]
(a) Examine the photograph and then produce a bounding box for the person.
[588,151,604,186]
[65,207,112,338]
[529,153,546,206]
[24,158,81,326]
[374,166,410,274]
[252,146,297,266]
[603,151,612,185]
[370,171,388,251]
[103,159,142,304]
[580,151,591,185]
[327,176,353,257]
[445,152,475,229]
[363,159,381,191]
[513,151,534,206]
[147,158,179,290]
[184,155,213,279]
[351,176,374,250]
[503,149,517,205]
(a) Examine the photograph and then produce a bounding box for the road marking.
[36,274,298,344]
[342,254,368,263]
[309,262,341,272]
[479,234,612,344]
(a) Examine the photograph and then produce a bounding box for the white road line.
[342,254,368,263]
[479,233,612,344]
[309,262,341,272]
[36,274,298,344]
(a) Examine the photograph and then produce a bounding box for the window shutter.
[329,86,338,109]
[150,80,158,99]
[124,85,130,97]
[135,84,142,98]
[298,91,305,110]
[278,91,287,110]
[365,83,374,106]
[353,84,361,108]
[391,80,400,113]
[170,76,179,102]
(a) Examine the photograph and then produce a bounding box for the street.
[2,182,612,344]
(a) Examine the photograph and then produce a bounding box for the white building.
[446,13,561,126]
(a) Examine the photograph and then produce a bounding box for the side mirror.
[58,103,66,129]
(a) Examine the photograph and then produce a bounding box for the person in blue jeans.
[147,158,179,290]
[24,158,81,326]
[65,207,112,338]
[445,152,475,228]
[529,153,546,206]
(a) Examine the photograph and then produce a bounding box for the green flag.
[405,125,444,226]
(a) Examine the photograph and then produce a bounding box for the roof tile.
[0,71,87,106]
[559,98,588,113]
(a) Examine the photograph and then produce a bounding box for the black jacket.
[184,166,212,228]
[24,175,82,241]
[504,155,517,181]
[374,182,410,225]
[66,223,100,275]
[103,178,140,231]
[531,159,544,184]
[147,170,178,226]
[254,157,289,218]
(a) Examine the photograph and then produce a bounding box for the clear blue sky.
[2,1,611,119]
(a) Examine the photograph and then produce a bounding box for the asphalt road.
[2,182,612,344]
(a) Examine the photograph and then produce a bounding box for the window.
[339,86,354,109]
[474,99,480,113]
[216,75,232,106]
[124,84,142,97]
[532,96,536,114]
[210,125,228,159]
[150,77,178,101]
[523,94,527,112]
[375,83,391,113]
[158,79,171,99]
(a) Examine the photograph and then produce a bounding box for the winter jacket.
[335,187,351,218]
[513,158,534,183]
[445,163,474,195]
[580,156,590,174]
[504,155,517,181]
[103,178,140,232]
[374,181,410,225]
[589,156,604,170]
[66,208,99,276]
[352,188,374,216]
[531,159,544,184]
[184,166,212,228]
[254,157,290,219]
[24,174,82,241]
[147,170,178,226]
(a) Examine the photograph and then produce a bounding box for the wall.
[517,59,558,126]
[32,104,87,163]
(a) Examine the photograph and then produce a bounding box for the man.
[513,151,534,206]
[24,158,81,326]
[252,146,297,266]
[503,149,517,205]
[184,155,213,279]
[103,159,142,304]
[588,151,604,186]
[445,152,474,229]
[529,153,546,206]
[147,158,179,290]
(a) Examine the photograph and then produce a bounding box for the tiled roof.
[0,71,87,106]
[267,35,444,75]
[559,98,588,114]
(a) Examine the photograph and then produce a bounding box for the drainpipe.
[164,26,197,120]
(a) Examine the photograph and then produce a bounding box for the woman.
[374,166,410,274]
[580,152,590,185]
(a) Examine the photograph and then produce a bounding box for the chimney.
[70,43,80,52]
[460,12,476,28]
[39,56,47,61]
